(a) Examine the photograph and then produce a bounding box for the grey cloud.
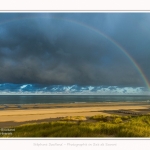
[0,13,149,87]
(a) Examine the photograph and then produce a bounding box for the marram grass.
[1,115,150,137]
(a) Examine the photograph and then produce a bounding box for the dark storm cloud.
[0,13,150,87]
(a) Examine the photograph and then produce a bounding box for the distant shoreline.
[0,101,150,109]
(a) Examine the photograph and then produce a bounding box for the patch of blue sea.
[0,95,150,104]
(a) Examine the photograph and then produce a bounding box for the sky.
[0,13,150,90]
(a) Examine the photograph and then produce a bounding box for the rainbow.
[67,19,150,89]
[0,15,149,89]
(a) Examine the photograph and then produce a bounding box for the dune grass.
[61,116,87,121]
[1,115,150,137]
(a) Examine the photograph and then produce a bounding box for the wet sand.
[0,102,150,127]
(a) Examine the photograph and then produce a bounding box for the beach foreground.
[0,102,150,128]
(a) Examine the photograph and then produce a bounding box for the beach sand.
[0,102,150,128]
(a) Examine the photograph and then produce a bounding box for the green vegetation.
[61,116,87,121]
[1,115,150,137]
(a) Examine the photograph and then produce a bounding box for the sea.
[0,95,150,104]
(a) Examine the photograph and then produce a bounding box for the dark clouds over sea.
[0,13,150,88]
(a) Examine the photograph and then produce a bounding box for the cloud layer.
[0,13,150,88]
[0,83,149,95]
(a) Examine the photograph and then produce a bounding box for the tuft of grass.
[113,118,122,124]
[90,115,108,121]
[61,116,87,121]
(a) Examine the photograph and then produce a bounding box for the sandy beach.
[0,102,150,128]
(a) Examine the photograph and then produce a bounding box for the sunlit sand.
[0,102,150,127]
